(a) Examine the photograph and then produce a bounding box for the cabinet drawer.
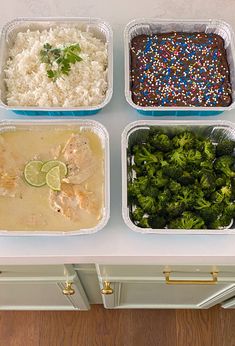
[97,265,235,281]
[0,265,74,280]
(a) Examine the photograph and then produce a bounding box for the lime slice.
[46,166,61,191]
[41,160,67,178]
[24,160,46,187]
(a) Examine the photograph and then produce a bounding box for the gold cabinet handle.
[101,281,113,295]
[62,282,75,296]
[163,271,218,285]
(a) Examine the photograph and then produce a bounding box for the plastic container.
[124,19,235,116]
[0,17,113,116]
[122,119,235,234]
[0,119,110,235]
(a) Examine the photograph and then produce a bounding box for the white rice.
[4,26,108,107]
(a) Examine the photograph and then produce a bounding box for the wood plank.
[0,306,234,346]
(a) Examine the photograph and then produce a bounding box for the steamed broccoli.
[202,139,216,161]
[166,200,186,218]
[138,217,150,228]
[137,195,157,214]
[172,131,195,149]
[132,207,145,222]
[214,155,235,178]
[162,164,183,179]
[216,140,235,156]
[149,215,167,228]
[198,204,222,224]
[169,149,187,167]
[169,212,205,229]
[151,171,168,188]
[177,171,195,186]
[134,146,158,166]
[151,133,172,152]
[128,129,235,231]
[186,149,202,165]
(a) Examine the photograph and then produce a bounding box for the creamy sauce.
[0,126,104,232]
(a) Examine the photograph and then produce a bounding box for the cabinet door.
[100,280,235,309]
[0,265,90,310]
[97,265,235,309]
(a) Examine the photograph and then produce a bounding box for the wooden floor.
[0,305,234,346]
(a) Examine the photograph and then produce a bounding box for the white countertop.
[1,0,235,265]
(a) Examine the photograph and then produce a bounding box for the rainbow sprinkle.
[130,32,232,107]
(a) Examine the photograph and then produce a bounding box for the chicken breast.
[62,134,96,184]
[49,182,100,221]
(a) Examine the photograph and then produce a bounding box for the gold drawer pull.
[101,281,113,295]
[62,282,75,296]
[163,271,218,285]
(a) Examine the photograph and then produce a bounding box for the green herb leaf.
[39,42,83,81]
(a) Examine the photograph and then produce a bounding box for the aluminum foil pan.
[122,120,235,234]
[0,119,110,236]
[0,17,113,116]
[124,19,235,116]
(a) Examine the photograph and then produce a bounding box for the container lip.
[0,118,110,236]
[121,119,235,235]
[0,16,113,112]
[124,18,235,113]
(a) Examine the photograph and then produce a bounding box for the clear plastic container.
[122,119,235,234]
[0,17,113,116]
[124,19,235,116]
[0,119,110,235]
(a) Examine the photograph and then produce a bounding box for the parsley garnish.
[40,43,83,81]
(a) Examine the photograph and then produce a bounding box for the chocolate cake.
[130,32,232,107]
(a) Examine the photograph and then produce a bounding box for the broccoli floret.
[209,214,232,229]
[198,204,222,224]
[177,171,194,186]
[194,197,211,210]
[134,146,158,166]
[200,160,214,170]
[149,215,167,228]
[186,149,202,165]
[168,211,205,229]
[202,139,216,161]
[166,200,186,218]
[145,163,158,177]
[215,174,228,188]
[151,171,168,188]
[137,195,157,214]
[168,180,182,194]
[216,141,235,157]
[172,131,195,149]
[211,185,232,204]
[138,217,150,228]
[176,186,194,208]
[158,189,171,208]
[199,170,216,191]
[131,207,144,222]
[169,149,187,167]
[162,164,183,179]
[222,203,235,221]
[214,155,235,178]
[151,133,172,152]
[128,176,149,203]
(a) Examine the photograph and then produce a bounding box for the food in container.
[0,119,110,235]
[0,18,113,115]
[122,120,235,234]
[124,19,235,116]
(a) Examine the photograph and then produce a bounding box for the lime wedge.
[41,160,67,178]
[46,166,61,191]
[24,160,46,187]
